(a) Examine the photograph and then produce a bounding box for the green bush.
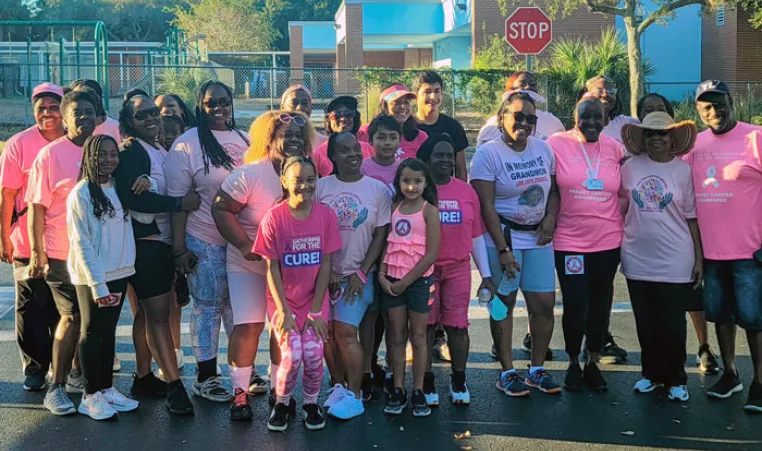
[156,66,219,105]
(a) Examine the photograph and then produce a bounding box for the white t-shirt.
[470,136,555,249]
[477,109,565,146]
[602,115,640,143]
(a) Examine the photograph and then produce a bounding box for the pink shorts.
[428,260,472,329]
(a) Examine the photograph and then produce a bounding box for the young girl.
[67,135,138,420]
[253,156,342,432]
[380,158,440,418]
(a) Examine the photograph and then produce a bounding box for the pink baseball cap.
[32,82,64,103]
[381,84,416,103]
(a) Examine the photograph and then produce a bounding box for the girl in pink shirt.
[379,158,440,418]
[253,156,341,432]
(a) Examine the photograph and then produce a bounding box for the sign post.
[504,7,553,71]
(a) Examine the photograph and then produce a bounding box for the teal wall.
[362,3,444,34]
[434,35,472,69]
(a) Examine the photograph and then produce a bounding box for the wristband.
[499,247,511,255]
[355,270,367,284]
[307,311,323,320]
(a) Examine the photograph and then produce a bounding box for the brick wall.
[404,49,433,68]
[736,9,762,81]
[364,51,406,69]
[701,8,738,81]
[289,25,305,85]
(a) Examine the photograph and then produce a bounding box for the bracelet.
[355,270,367,284]
[499,247,511,255]
[307,311,323,320]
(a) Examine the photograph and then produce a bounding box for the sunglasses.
[509,112,538,125]
[593,87,618,96]
[279,113,307,127]
[203,98,232,109]
[328,110,355,121]
[644,129,670,138]
[132,107,160,121]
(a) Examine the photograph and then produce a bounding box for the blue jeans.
[704,259,762,331]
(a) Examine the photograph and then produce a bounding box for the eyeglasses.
[203,98,232,109]
[509,112,538,125]
[132,107,160,121]
[328,110,355,121]
[279,113,307,127]
[643,129,670,138]
[593,87,618,96]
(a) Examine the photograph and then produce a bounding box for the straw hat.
[621,112,697,157]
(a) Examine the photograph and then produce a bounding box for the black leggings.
[77,278,128,394]
[554,248,620,358]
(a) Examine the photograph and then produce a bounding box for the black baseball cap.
[695,80,730,101]
[325,96,358,113]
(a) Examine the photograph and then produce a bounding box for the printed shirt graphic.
[253,202,342,329]
[683,122,762,260]
[547,131,625,253]
[436,178,485,265]
[469,136,555,250]
[620,155,697,283]
[316,175,392,275]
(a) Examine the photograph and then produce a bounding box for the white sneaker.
[112,358,121,372]
[668,385,689,402]
[424,391,440,406]
[450,382,470,405]
[328,391,365,420]
[176,348,185,370]
[66,370,86,394]
[78,392,118,420]
[633,378,659,393]
[323,383,347,409]
[192,377,232,402]
[43,386,76,416]
[102,387,139,412]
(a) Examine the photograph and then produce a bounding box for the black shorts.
[44,258,79,316]
[129,240,175,300]
[380,276,435,314]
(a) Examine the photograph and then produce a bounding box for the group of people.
[0,69,760,432]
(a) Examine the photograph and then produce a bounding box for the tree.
[259,0,344,50]
[497,0,749,115]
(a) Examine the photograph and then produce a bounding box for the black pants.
[77,278,128,394]
[555,248,620,358]
[14,259,59,376]
[627,279,688,386]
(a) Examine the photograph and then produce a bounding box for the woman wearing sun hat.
[619,112,701,402]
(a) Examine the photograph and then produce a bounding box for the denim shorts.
[380,275,435,313]
[487,246,556,294]
[703,259,762,331]
[330,271,377,328]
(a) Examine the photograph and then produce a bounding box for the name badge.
[586,179,604,191]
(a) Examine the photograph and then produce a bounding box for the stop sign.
[505,7,553,55]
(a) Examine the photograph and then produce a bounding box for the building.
[701,6,762,89]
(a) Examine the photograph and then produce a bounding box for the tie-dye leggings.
[275,326,324,405]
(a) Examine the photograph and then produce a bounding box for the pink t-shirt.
[316,175,392,275]
[312,132,328,149]
[164,128,247,246]
[357,124,429,161]
[621,155,697,283]
[683,122,762,260]
[0,126,57,259]
[547,130,625,253]
[253,201,342,329]
[312,140,375,177]
[436,178,485,265]
[361,158,400,195]
[94,117,121,142]
[24,137,84,260]
[220,159,282,275]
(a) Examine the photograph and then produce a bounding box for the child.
[380,158,440,418]
[160,114,184,152]
[66,135,138,420]
[361,114,402,194]
[253,156,342,432]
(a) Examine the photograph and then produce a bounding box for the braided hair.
[196,81,247,174]
[80,134,124,220]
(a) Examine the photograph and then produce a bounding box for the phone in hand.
[98,292,122,308]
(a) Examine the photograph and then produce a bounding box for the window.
[716,7,725,27]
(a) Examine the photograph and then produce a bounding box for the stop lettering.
[504,7,553,55]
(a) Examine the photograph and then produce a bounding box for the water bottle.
[477,288,492,308]
[497,275,515,296]
[488,298,508,321]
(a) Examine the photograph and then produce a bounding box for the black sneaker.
[423,372,439,406]
[230,388,253,421]
[697,344,720,375]
[132,372,168,397]
[745,381,762,413]
[490,344,498,360]
[564,363,583,391]
[361,373,378,402]
[269,388,297,415]
[23,373,47,392]
[384,387,407,415]
[583,362,607,392]
[599,333,627,364]
[268,403,290,432]
[384,372,394,396]
[372,364,387,388]
[412,389,432,417]
[521,333,553,361]
[707,370,743,399]
[303,403,326,430]
[166,381,194,415]
[248,371,268,395]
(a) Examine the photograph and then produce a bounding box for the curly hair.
[244,111,314,164]
[79,134,125,220]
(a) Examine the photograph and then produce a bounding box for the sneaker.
[696,344,720,375]
[450,378,470,405]
[496,371,530,397]
[384,372,394,396]
[248,370,268,395]
[102,387,139,412]
[522,334,553,361]
[405,343,414,362]
[371,364,387,388]
[668,385,689,402]
[192,377,232,402]
[633,378,660,393]
[303,403,326,430]
[599,333,627,364]
[44,386,76,416]
[423,373,439,406]
[564,364,583,391]
[176,348,185,370]
[361,373,378,402]
[78,392,118,421]
[166,381,194,415]
[433,338,451,362]
[583,363,607,392]
[230,388,252,421]
[23,373,47,392]
[707,370,744,399]
[112,358,121,372]
[66,369,86,394]
[132,372,168,397]
[323,383,347,409]
[46,368,53,385]
[384,387,408,415]
[490,344,498,360]
[412,389,432,417]
[268,403,290,432]
[328,391,365,420]
[269,388,297,416]
[525,369,562,394]
[744,381,762,413]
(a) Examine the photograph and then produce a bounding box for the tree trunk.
[623,17,643,117]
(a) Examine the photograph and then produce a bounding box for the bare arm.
[0,187,18,262]
[455,152,467,181]
[688,218,704,289]
[211,189,260,261]
[538,175,559,246]
[28,203,48,278]
[398,204,440,288]
[266,258,290,317]
[360,225,388,276]
[170,211,196,274]
[471,180,508,250]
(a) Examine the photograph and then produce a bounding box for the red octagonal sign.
[505,7,553,55]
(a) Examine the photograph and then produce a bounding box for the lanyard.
[577,134,602,180]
